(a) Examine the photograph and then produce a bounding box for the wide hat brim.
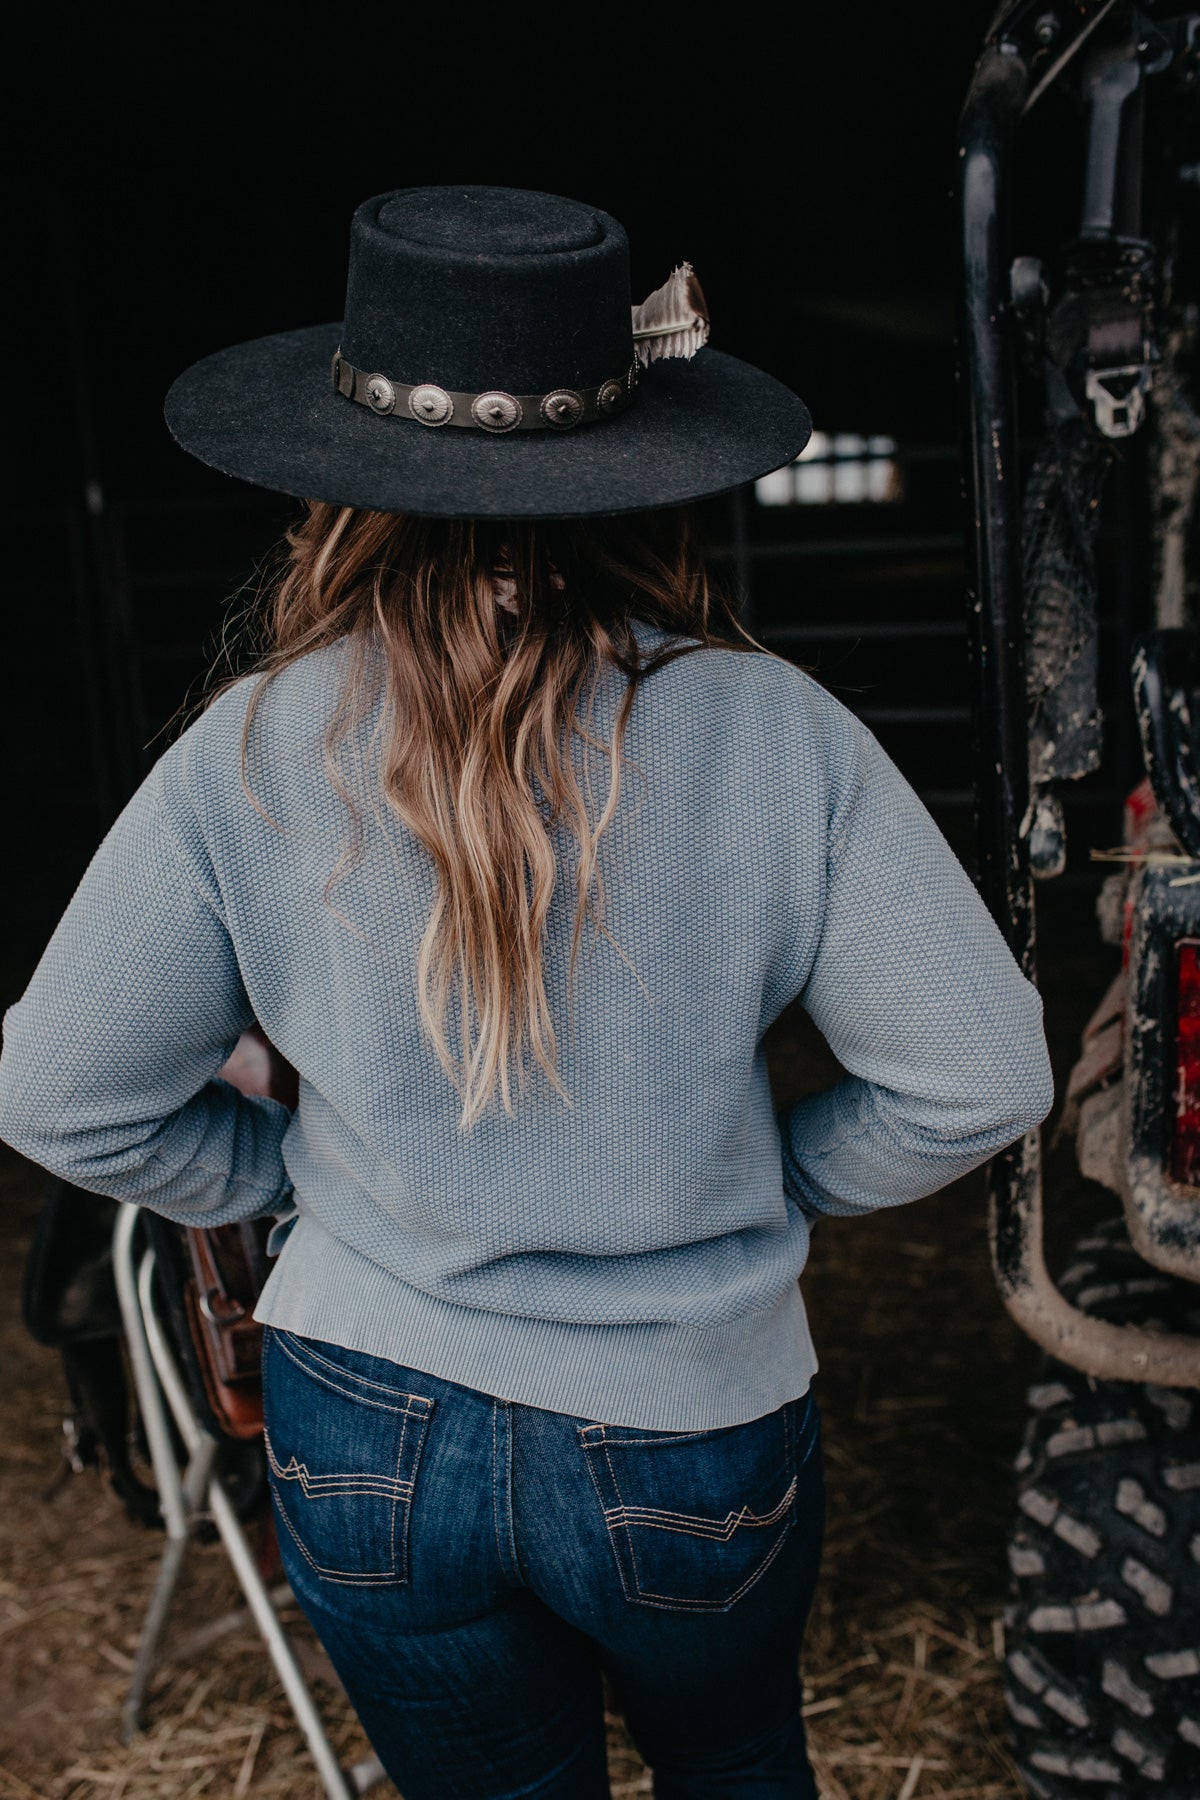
[164,324,812,519]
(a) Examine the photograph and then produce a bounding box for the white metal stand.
[111,1204,386,1798]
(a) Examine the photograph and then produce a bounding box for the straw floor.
[0,902,1100,1799]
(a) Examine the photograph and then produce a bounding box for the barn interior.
[0,5,1180,1796]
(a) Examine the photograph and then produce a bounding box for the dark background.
[2,17,1182,1789]
[5,3,1131,1001]
[20,5,1001,502]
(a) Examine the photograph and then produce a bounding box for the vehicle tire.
[1003,1218,1200,1798]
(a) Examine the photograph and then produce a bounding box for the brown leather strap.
[184,1222,272,1387]
[331,348,638,432]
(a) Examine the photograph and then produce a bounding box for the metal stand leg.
[112,1206,185,1537]
[110,1206,385,1798]
[122,1435,216,1741]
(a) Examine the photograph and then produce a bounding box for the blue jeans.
[260,1325,825,1799]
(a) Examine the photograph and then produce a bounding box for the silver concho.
[540,389,584,430]
[471,391,522,433]
[408,384,454,427]
[596,378,625,417]
[364,374,396,415]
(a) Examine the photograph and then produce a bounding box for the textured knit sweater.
[0,618,1054,1429]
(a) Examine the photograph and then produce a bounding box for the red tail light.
[1172,940,1200,1184]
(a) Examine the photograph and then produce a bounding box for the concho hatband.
[332,350,638,433]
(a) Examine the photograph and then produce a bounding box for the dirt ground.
[0,884,1112,1800]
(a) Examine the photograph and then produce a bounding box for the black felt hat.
[164,186,812,519]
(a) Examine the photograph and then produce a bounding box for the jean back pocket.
[262,1327,434,1588]
[579,1393,811,1613]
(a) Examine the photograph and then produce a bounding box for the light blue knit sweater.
[0,618,1053,1428]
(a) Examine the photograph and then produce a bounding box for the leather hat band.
[332,348,638,433]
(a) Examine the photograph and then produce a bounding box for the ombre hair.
[235,502,773,1130]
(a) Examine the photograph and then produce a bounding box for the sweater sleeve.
[0,760,293,1226]
[777,716,1054,1218]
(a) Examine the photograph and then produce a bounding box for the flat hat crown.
[340,186,634,396]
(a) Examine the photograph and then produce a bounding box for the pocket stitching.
[600,1476,797,1540]
[582,1407,802,1612]
[601,1438,648,1606]
[578,1391,815,1452]
[275,1328,429,1403]
[626,1507,797,1612]
[271,1328,434,1418]
[263,1427,416,1503]
[581,1424,754,1449]
[264,1425,407,1584]
[267,1468,400,1587]
[630,1401,803,1611]
[392,1403,411,1583]
[262,1337,434,1588]
[265,1406,433,1587]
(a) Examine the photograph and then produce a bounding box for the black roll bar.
[956,4,1200,1384]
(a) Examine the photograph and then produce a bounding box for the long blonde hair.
[236,502,771,1129]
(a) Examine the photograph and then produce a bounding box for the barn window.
[754,432,903,506]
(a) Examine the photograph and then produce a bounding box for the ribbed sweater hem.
[253,1214,819,1431]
